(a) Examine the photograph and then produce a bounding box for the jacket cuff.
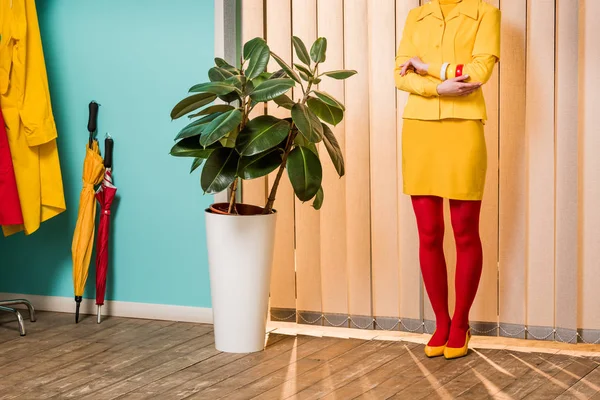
[428,62,443,80]
[21,115,58,147]
[424,80,440,97]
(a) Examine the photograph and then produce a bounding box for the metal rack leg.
[0,305,26,336]
[0,299,36,322]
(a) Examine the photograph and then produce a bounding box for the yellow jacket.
[0,0,65,236]
[395,0,501,121]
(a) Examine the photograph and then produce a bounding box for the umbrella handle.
[104,137,114,169]
[88,101,100,148]
[75,296,82,323]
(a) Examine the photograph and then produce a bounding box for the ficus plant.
[169,36,356,215]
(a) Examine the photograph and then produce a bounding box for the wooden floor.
[0,312,599,399]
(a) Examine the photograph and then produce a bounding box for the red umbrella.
[95,136,116,323]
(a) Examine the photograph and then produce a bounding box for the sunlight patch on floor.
[471,368,514,400]
[509,353,575,393]
[405,346,453,400]
[472,348,515,378]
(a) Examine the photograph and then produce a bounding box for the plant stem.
[264,129,297,214]
[262,62,321,214]
[228,179,238,214]
[263,63,320,214]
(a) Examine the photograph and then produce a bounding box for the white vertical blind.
[265,0,296,317]
[291,0,322,323]
[525,0,556,339]
[578,0,600,342]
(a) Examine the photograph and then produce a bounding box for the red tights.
[411,195,483,348]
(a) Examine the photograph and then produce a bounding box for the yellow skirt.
[402,118,487,201]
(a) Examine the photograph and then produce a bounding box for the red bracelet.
[455,64,464,77]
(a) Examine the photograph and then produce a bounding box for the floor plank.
[295,341,419,399]
[492,352,578,399]
[435,348,523,398]
[387,350,496,399]
[353,344,450,399]
[159,334,310,399]
[192,336,341,399]
[554,364,600,399]
[252,338,392,399]
[0,312,598,399]
[60,328,214,399]
[456,349,547,399]
[220,335,366,400]
[293,342,420,400]
[523,358,600,399]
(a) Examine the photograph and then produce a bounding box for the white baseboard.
[0,293,213,324]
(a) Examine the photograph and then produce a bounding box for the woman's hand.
[400,57,429,76]
[436,75,482,96]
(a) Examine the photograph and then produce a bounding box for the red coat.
[0,106,23,225]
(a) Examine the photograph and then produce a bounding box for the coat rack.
[0,299,36,336]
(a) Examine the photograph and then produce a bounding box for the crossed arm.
[395,7,500,98]
[395,54,497,97]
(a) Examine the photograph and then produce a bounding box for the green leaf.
[294,134,319,156]
[287,146,322,202]
[291,103,323,142]
[312,187,324,210]
[321,123,345,177]
[307,97,343,126]
[252,72,272,88]
[294,63,313,79]
[270,69,288,79]
[188,104,235,119]
[236,116,291,156]
[170,136,216,158]
[220,126,240,148]
[310,37,327,63]
[200,109,243,147]
[224,75,246,90]
[238,148,283,180]
[244,38,270,79]
[322,69,357,80]
[245,83,257,100]
[250,78,296,103]
[208,67,235,82]
[218,92,242,104]
[201,147,240,194]
[292,36,311,66]
[190,157,204,173]
[215,57,238,73]
[313,90,345,111]
[170,93,217,120]
[270,52,301,83]
[189,81,237,95]
[298,71,310,82]
[243,37,266,59]
[273,94,295,110]
[175,112,223,141]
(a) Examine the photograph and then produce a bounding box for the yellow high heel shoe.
[424,330,447,358]
[444,328,471,360]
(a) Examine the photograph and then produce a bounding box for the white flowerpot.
[205,203,277,353]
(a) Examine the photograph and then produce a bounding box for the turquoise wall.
[0,0,215,308]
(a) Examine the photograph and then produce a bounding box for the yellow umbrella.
[72,139,105,323]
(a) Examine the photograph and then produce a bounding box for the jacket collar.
[417,0,479,21]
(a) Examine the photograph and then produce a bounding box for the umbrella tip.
[75,296,82,323]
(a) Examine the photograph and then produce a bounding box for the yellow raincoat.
[0,0,66,236]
